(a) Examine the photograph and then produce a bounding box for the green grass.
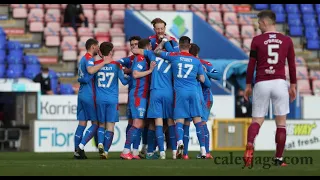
[0,151,319,176]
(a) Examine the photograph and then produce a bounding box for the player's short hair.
[151,18,167,27]
[257,10,276,25]
[41,66,49,72]
[179,36,191,49]
[138,38,151,49]
[189,43,200,56]
[129,36,141,42]
[100,42,114,56]
[85,38,98,50]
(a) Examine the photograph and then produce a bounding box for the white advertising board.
[302,96,320,119]
[187,120,213,151]
[133,11,193,40]
[254,120,320,150]
[34,120,127,152]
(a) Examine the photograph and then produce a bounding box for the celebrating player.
[243,10,297,167]
[74,38,111,159]
[120,39,157,160]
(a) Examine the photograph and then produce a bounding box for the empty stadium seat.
[275,13,286,23]
[24,64,41,79]
[61,36,77,50]
[241,25,255,38]
[111,10,125,23]
[44,4,60,9]
[83,9,94,23]
[113,50,127,60]
[289,26,303,36]
[223,12,238,25]
[305,27,319,40]
[0,64,5,78]
[297,79,312,95]
[316,4,320,14]
[142,4,158,10]
[285,4,300,14]
[211,24,224,34]
[312,80,320,95]
[28,8,44,22]
[0,50,5,64]
[11,4,26,8]
[60,27,76,36]
[95,10,110,23]
[254,4,268,10]
[225,25,240,39]
[110,4,126,10]
[62,50,77,61]
[27,4,43,9]
[175,4,190,11]
[7,41,23,50]
[242,38,252,52]
[303,14,317,27]
[24,55,40,64]
[221,4,235,12]
[159,4,174,11]
[194,11,206,21]
[81,4,93,9]
[306,39,320,50]
[300,4,314,14]
[29,22,44,32]
[270,4,285,13]
[45,9,61,22]
[190,4,205,12]
[228,38,242,48]
[77,27,93,37]
[6,64,23,78]
[238,15,253,25]
[45,36,60,46]
[208,12,222,24]
[59,83,74,94]
[12,8,27,19]
[206,4,221,12]
[93,4,109,10]
[6,50,23,64]
[126,4,142,10]
[296,66,309,79]
[295,56,306,65]
[310,70,320,80]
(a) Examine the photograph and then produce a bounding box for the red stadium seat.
[113,50,127,60]
[110,4,126,10]
[211,24,224,34]
[111,10,125,23]
[228,38,242,48]
[113,23,124,29]
[295,56,306,66]
[28,8,44,22]
[45,9,61,22]
[175,4,190,11]
[194,11,206,21]
[79,36,94,43]
[94,27,109,37]
[95,10,110,23]
[206,4,221,12]
[126,4,142,10]
[142,4,158,10]
[27,4,44,9]
[29,22,44,32]
[190,4,206,12]
[109,27,125,36]
[77,40,86,51]
[83,9,94,23]
[159,4,174,11]
[221,4,235,12]
[60,27,76,36]
[61,4,67,9]
[61,36,77,51]
[12,8,28,19]
[312,80,320,95]
[242,38,252,52]
[45,36,60,46]
[225,25,240,39]
[96,23,111,30]
[208,12,222,24]
[81,4,93,9]
[296,66,309,80]
[241,25,255,38]
[77,27,93,37]
[310,70,320,80]
[44,4,61,9]
[223,12,238,25]
[62,50,77,61]
[239,15,253,25]
[297,80,312,95]
[11,4,26,8]
[93,4,110,10]
[46,22,61,32]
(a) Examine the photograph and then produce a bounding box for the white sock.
[133,149,139,156]
[79,143,84,150]
[200,146,206,156]
[123,148,130,154]
[178,140,183,146]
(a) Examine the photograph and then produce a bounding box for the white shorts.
[252,79,289,117]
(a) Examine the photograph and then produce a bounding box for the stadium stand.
[1,4,320,96]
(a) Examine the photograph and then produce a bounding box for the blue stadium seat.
[303,14,318,27]
[6,64,23,78]
[254,4,268,10]
[306,39,320,50]
[0,64,5,78]
[0,50,5,64]
[24,64,41,79]
[0,36,6,50]
[59,83,74,94]
[287,13,300,20]
[285,4,300,14]
[7,41,23,50]
[271,4,285,13]
[50,78,59,94]
[288,18,302,26]
[6,50,23,64]
[0,27,5,36]
[289,26,303,36]
[316,4,320,14]
[49,69,58,79]
[300,4,314,14]
[305,27,319,40]
[24,55,40,64]
[275,13,286,23]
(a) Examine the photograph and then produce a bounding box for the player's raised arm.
[287,37,297,102]
[132,56,156,79]
[244,37,258,101]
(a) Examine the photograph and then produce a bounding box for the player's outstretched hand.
[150,61,157,71]
[244,85,252,102]
[289,85,296,102]
[123,67,132,74]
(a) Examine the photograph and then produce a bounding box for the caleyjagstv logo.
[170,15,188,39]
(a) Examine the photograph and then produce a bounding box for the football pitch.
[0,150,319,176]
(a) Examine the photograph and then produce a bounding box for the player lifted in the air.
[133,36,208,158]
[243,10,297,167]
[74,38,111,159]
[120,39,156,160]
[94,42,130,159]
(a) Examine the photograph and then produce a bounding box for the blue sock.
[156,126,164,152]
[104,131,114,152]
[175,122,184,142]
[97,127,105,145]
[195,122,205,148]
[80,124,98,146]
[74,125,86,150]
[133,128,142,150]
[126,123,132,135]
[183,125,190,155]
[93,130,98,147]
[168,125,177,150]
[142,127,148,145]
[124,126,138,149]
[204,124,210,154]
[147,129,155,153]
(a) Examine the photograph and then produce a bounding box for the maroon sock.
[275,126,286,158]
[247,122,261,145]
